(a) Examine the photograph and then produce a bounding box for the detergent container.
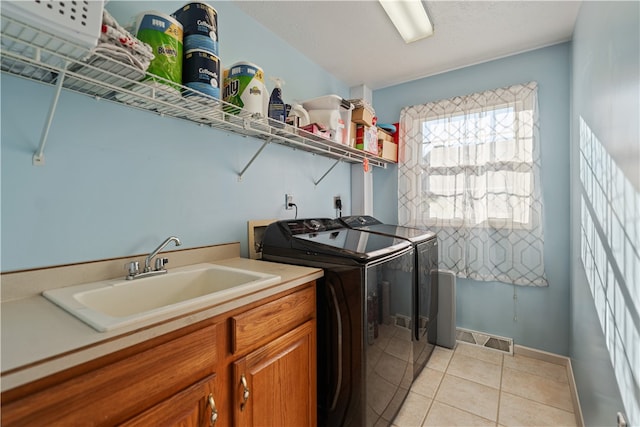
[268,77,286,123]
[302,95,354,145]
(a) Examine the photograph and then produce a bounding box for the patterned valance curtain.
[399,81,548,286]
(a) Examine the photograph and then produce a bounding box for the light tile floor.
[393,342,579,426]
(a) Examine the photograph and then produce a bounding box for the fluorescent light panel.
[379,0,434,43]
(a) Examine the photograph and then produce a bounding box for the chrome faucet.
[144,236,182,272]
[126,236,182,280]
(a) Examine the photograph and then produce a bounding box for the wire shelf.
[0,13,392,172]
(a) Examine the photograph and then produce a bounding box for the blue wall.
[3,3,637,422]
[1,1,352,271]
[570,1,639,425]
[372,43,572,356]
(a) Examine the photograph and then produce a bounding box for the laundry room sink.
[43,263,281,332]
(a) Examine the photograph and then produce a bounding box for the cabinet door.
[122,375,218,427]
[232,320,316,427]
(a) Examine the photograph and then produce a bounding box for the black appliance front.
[414,238,439,378]
[340,216,439,379]
[262,219,416,427]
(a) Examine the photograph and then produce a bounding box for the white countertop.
[1,257,323,392]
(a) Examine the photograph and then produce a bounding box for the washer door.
[316,267,363,427]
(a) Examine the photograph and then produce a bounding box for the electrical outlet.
[285,194,294,210]
[334,195,342,210]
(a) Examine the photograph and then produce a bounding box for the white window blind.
[399,82,548,286]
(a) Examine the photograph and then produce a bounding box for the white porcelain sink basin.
[43,263,281,332]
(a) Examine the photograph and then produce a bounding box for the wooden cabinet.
[1,281,316,427]
[229,286,317,427]
[232,321,316,427]
[1,323,219,426]
[122,375,217,427]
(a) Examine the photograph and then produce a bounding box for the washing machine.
[340,215,438,379]
[262,218,416,427]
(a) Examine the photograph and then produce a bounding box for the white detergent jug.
[288,103,310,126]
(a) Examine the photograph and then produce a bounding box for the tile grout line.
[451,343,505,425]
[412,344,581,427]
[418,389,435,426]
[501,364,579,414]
[496,352,505,426]
[505,348,584,424]
[424,345,504,426]
[420,348,454,426]
[439,349,504,391]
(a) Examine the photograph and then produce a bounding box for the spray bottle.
[268,77,287,123]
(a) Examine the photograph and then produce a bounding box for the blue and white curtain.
[399,81,547,286]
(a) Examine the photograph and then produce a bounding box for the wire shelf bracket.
[314,158,342,186]
[33,61,68,166]
[238,137,273,181]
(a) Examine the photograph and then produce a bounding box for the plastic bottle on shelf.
[268,77,287,123]
[287,102,310,127]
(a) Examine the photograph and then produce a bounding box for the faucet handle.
[126,261,140,278]
[155,257,169,271]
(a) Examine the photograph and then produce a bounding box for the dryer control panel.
[282,218,343,235]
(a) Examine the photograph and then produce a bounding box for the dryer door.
[364,248,415,426]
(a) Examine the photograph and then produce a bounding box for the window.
[422,105,534,228]
[579,116,639,423]
[399,82,547,286]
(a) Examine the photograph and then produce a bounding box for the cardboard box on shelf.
[379,140,398,162]
[352,107,375,127]
[377,127,394,143]
[355,124,378,154]
[349,122,357,147]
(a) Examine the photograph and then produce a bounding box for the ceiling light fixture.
[379,0,434,43]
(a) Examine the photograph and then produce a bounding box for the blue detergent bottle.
[268,77,287,123]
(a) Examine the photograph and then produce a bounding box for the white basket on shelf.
[1,0,103,70]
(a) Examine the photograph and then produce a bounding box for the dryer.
[340,215,438,379]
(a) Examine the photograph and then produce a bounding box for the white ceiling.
[234,0,582,90]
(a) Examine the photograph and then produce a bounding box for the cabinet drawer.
[2,324,218,426]
[231,286,315,354]
[121,374,217,426]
